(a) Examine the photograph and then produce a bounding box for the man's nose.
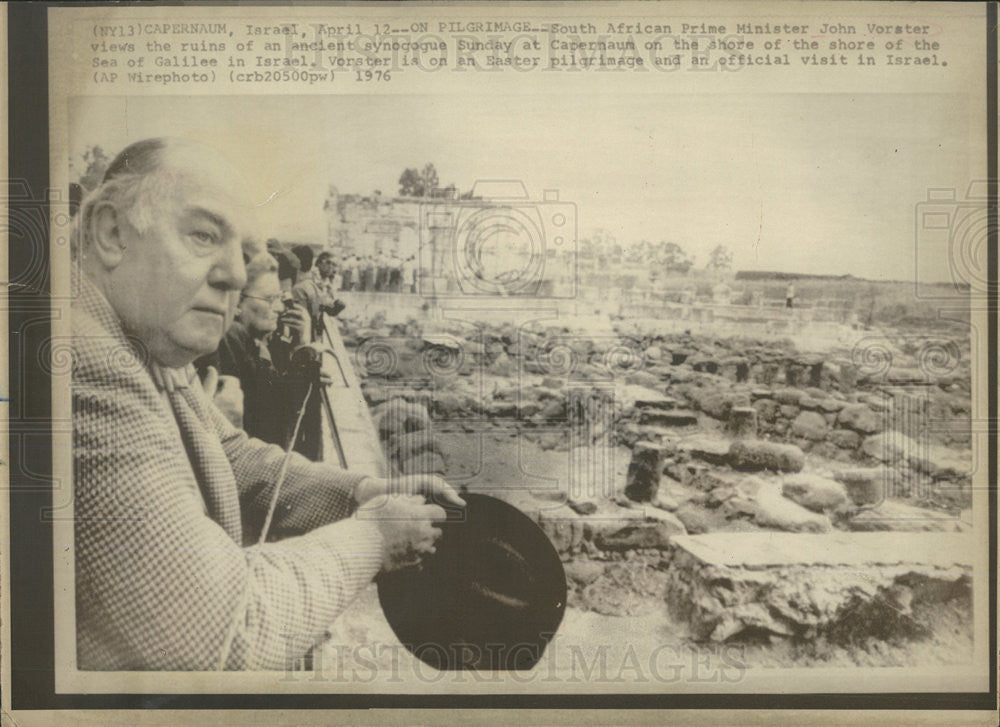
[209,238,247,291]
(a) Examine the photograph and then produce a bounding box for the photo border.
[5,0,997,716]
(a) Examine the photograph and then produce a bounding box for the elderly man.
[71,137,462,671]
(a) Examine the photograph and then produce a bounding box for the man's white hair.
[70,138,192,260]
[244,251,279,289]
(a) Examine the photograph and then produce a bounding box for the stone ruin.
[345,313,974,652]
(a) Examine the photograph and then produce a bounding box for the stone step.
[666,531,974,643]
[676,434,731,465]
[846,500,968,533]
[670,531,973,570]
[639,409,698,427]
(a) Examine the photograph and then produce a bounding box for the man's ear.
[89,201,128,269]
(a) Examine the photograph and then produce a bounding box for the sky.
[69,93,974,281]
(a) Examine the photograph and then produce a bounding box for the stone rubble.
[344,312,973,646]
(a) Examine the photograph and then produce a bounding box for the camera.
[276,293,297,341]
[417,181,577,299]
[914,182,991,300]
[321,299,347,318]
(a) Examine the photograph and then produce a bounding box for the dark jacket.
[198,322,321,453]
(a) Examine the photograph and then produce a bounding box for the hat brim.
[377,493,567,671]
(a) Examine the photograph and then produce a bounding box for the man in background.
[314,250,340,298]
[338,252,355,292]
[292,248,345,339]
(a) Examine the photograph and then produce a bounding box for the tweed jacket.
[72,280,384,670]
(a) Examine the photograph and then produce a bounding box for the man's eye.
[190,230,218,245]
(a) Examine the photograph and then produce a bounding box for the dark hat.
[377,493,567,671]
[266,240,301,282]
[291,243,315,272]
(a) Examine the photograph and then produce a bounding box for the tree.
[581,228,618,260]
[658,241,693,274]
[623,239,648,264]
[398,162,446,197]
[398,167,423,196]
[707,244,733,272]
[419,163,439,194]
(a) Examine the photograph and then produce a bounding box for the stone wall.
[325,190,421,257]
[346,315,972,507]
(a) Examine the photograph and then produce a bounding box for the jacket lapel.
[167,379,244,545]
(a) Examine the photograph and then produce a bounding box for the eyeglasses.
[242,293,283,306]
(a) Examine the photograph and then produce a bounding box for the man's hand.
[279,303,311,345]
[202,366,244,428]
[355,474,466,509]
[358,494,447,571]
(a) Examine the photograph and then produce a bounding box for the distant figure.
[375,251,389,292]
[785,283,795,309]
[387,251,402,292]
[314,251,339,299]
[403,255,417,294]
[364,255,375,291]
[293,248,345,339]
[339,254,354,291]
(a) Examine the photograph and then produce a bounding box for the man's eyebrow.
[182,206,232,234]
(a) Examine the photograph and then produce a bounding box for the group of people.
[328,250,419,294]
[191,239,346,458]
[70,137,463,670]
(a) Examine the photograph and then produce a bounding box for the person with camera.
[198,252,313,448]
[293,249,347,340]
[315,251,341,296]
